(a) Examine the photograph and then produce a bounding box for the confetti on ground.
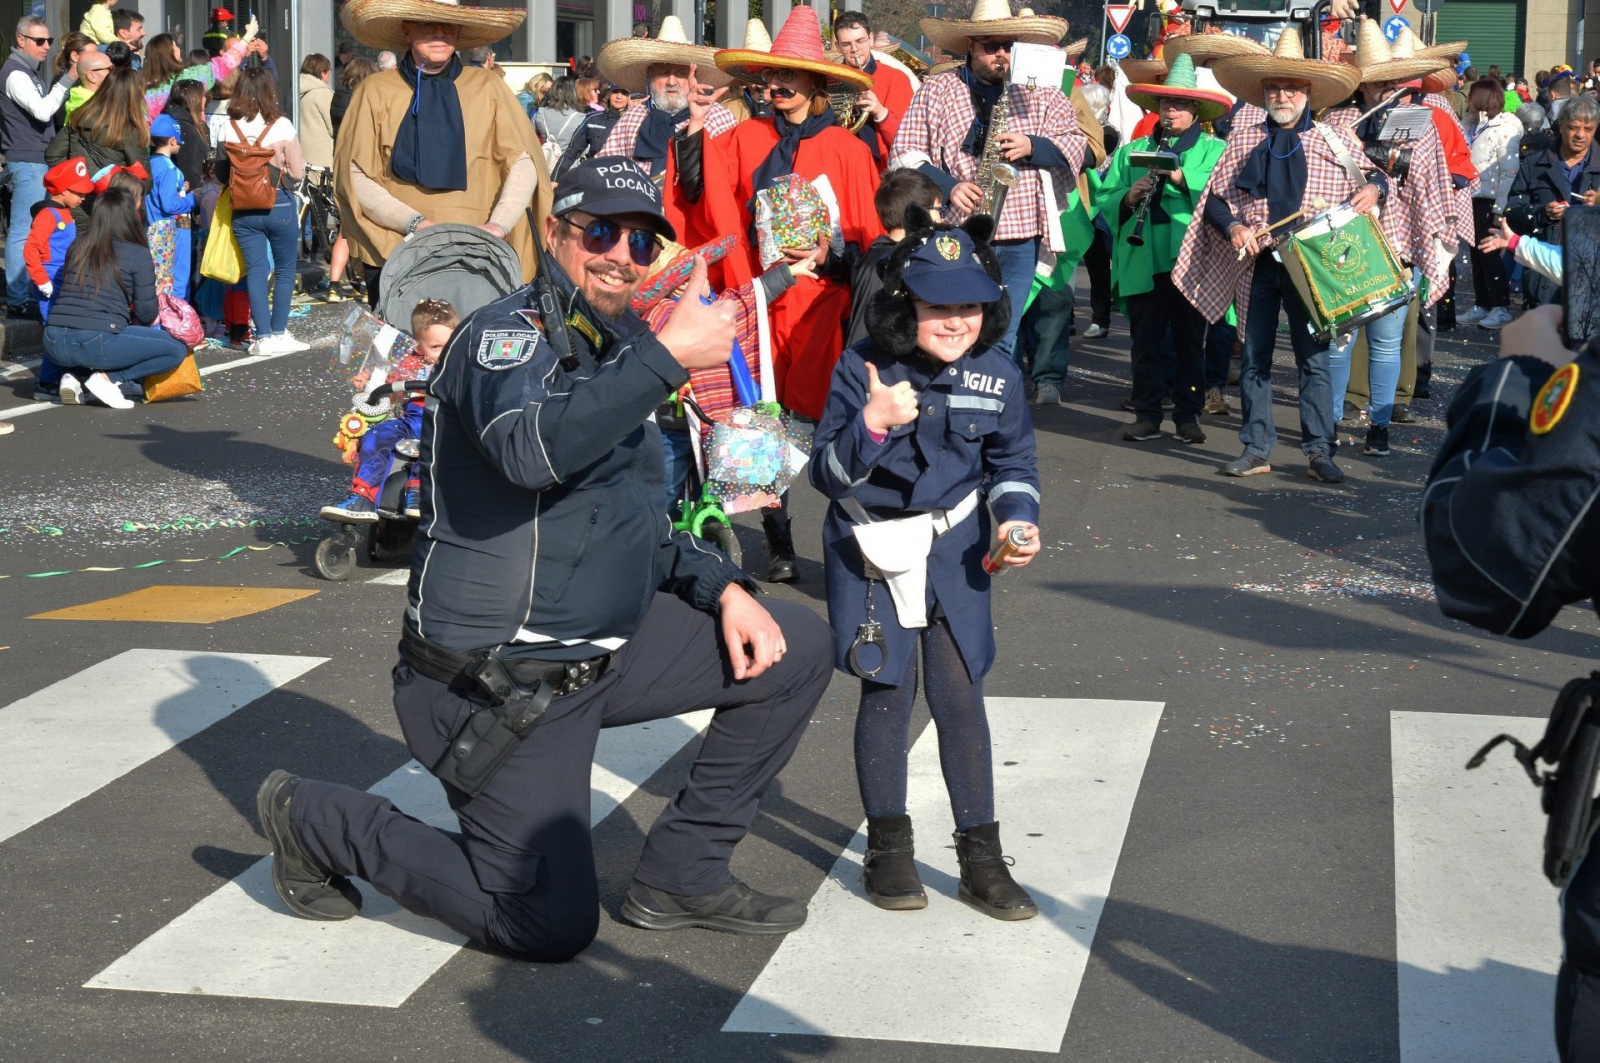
[1199,711,1290,749]
[0,535,321,580]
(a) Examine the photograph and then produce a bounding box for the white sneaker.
[274,332,311,353]
[1456,305,1490,325]
[248,333,279,356]
[1479,307,1515,330]
[83,371,134,409]
[58,372,82,405]
[1083,323,1108,338]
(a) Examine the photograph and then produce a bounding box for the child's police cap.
[900,228,1002,306]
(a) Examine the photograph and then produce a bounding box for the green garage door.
[1436,0,1527,78]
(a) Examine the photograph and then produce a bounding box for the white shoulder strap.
[1314,121,1368,187]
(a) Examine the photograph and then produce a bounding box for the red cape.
[664,118,883,420]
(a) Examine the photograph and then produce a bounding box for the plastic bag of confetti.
[703,405,812,514]
[335,305,419,389]
[754,174,836,271]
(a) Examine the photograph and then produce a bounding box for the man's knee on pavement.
[488,895,600,962]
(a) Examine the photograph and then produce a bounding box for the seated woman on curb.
[44,185,186,408]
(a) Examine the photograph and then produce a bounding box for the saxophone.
[975,89,1019,220]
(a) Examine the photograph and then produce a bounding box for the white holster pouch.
[841,489,980,629]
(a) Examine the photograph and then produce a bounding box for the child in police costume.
[810,210,1042,918]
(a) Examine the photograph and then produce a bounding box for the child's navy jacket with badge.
[407,280,754,661]
[810,340,1041,686]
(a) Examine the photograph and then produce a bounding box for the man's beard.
[1266,97,1307,127]
[650,86,687,111]
[581,260,642,320]
[973,57,1008,85]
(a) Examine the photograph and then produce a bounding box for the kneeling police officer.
[1422,304,1600,1060]
[256,158,833,962]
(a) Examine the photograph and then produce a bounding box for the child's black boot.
[762,512,797,583]
[863,815,927,910]
[953,821,1037,921]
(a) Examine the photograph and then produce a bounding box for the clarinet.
[1126,123,1172,248]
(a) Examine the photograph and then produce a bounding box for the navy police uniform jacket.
[408,272,754,660]
[1422,349,1600,637]
[810,340,1041,686]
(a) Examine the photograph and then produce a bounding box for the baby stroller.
[312,227,524,580]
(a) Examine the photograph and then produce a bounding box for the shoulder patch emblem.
[514,308,545,330]
[1532,362,1580,435]
[476,329,538,371]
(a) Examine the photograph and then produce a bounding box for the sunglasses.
[558,215,663,267]
[21,35,52,46]
[973,39,1015,54]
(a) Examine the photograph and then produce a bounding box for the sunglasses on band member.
[557,215,664,267]
[973,39,1015,55]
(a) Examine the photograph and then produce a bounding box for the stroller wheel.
[366,524,386,563]
[314,535,356,580]
[701,519,742,570]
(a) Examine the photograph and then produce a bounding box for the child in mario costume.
[27,157,94,397]
[810,211,1043,922]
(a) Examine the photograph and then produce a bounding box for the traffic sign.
[1389,0,1407,12]
[1383,15,1408,42]
[1107,33,1131,59]
[1106,3,1137,34]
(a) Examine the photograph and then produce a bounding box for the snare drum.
[1276,205,1414,343]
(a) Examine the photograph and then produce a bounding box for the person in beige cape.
[334,0,551,298]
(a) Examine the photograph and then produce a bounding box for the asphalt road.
[0,296,1591,1063]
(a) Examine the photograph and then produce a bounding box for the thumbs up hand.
[862,362,919,435]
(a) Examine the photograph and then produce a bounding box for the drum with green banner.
[1278,207,1414,343]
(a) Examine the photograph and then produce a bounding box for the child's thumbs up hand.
[862,361,919,435]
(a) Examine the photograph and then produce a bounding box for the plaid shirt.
[891,70,1085,242]
[597,102,736,176]
[1422,92,1480,245]
[1174,112,1366,332]
[1324,102,1460,303]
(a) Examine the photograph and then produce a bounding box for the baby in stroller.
[320,298,458,523]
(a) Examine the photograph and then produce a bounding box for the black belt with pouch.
[399,627,609,796]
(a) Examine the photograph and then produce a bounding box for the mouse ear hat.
[867,206,1011,358]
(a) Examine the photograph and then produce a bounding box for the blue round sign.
[1107,33,1131,59]
[1383,15,1409,42]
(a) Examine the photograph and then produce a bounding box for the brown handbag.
[223,119,280,210]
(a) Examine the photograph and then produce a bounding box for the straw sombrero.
[743,17,771,52]
[1162,31,1270,68]
[1127,53,1232,123]
[1346,17,1450,84]
[1119,58,1167,84]
[1417,38,1468,61]
[1060,37,1089,62]
[1213,25,1361,111]
[598,15,733,94]
[1393,28,1456,94]
[920,0,1068,57]
[339,0,523,53]
[716,6,872,91]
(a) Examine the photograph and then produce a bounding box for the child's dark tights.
[854,617,995,831]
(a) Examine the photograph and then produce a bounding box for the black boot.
[1415,360,1433,399]
[863,815,927,910]
[762,514,796,583]
[953,821,1036,921]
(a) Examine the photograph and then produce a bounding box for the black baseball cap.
[551,158,676,241]
[900,229,1002,305]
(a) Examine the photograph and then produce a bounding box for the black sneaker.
[1307,446,1346,484]
[621,878,807,935]
[31,381,60,403]
[1392,405,1416,424]
[1364,424,1391,456]
[256,771,362,921]
[1121,420,1162,441]
[1174,422,1206,445]
[7,301,41,321]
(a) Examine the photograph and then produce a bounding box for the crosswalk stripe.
[722,697,1163,1052]
[86,709,715,1006]
[367,569,410,585]
[1392,711,1560,1063]
[0,650,327,845]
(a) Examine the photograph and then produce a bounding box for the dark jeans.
[231,189,298,336]
[1126,272,1205,424]
[1023,276,1073,386]
[1084,228,1112,327]
[1559,834,1600,1060]
[1470,198,1509,309]
[1239,254,1336,458]
[43,324,186,385]
[291,592,832,962]
[991,237,1040,365]
[1204,319,1237,390]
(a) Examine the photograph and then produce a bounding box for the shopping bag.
[157,292,204,348]
[142,352,204,402]
[200,189,244,285]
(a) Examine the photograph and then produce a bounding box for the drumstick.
[1234,198,1331,260]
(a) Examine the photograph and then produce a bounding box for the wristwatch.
[405,213,426,236]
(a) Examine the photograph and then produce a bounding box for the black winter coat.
[161,101,209,191]
[45,240,161,333]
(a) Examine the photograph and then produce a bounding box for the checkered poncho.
[597,102,737,176]
[890,70,1086,242]
[1173,112,1366,334]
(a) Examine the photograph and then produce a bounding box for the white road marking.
[87,710,714,1007]
[723,697,1163,1052]
[366,569,410,585]
[0,650,326,845]
[1392,711,1560,1063]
